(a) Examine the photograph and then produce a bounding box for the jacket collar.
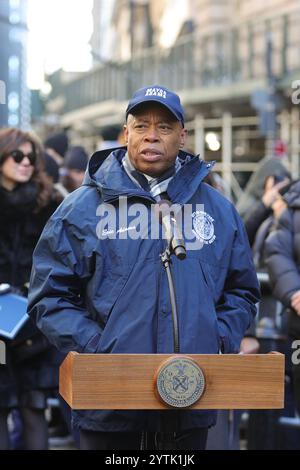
[83,147,214,204]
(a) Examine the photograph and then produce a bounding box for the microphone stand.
[141,202,186,450]
[160,248,180,354]
[156,240,186,450]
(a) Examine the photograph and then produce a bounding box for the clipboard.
[0,292,29,339]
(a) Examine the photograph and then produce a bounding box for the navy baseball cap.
[126,85,185,126]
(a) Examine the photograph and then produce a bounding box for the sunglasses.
[9,149,36,166]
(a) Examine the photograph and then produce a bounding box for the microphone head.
[154,199,174,224]
[154,200,187,260]
[174,246,186,260]
[157,199,172,207]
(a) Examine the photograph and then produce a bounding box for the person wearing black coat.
[265,180,300,416]
[244,174,290,247]
[0,128,64,449]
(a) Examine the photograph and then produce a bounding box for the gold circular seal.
[156,356,205,408]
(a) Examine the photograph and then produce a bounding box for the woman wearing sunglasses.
[0,128,64,449]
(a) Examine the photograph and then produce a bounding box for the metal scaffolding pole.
[279,109,290,146]
[222,112,232,193]
[194,114,205,159]
[291,107,300,179]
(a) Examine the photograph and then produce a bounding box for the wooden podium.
[60,352,284,410]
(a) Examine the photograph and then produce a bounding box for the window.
[8,113,19,126]
[8,56,20,80]
[8,92,19,112]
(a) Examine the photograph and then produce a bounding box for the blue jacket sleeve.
[27,216,102,355]
[216,208,261,353]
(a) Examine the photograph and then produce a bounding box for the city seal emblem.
[192,210,216,244]
[155,356,205,408]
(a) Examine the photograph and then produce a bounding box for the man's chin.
[137,161,172,178]
[140,166,164,178]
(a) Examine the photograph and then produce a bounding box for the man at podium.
[28,85,260,450]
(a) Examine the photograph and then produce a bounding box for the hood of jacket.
[283,180,300,209]
[82,147,214,204]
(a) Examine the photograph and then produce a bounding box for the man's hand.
[271,196,287,219]
[240,337,260,354]
[262,179,290,208]
[291,290,300,315]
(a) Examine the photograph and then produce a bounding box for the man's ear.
[180,128,188,148]
[123,125,128,144]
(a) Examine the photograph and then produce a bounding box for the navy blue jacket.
[28,149,260,431]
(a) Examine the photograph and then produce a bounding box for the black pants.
[0,407,48,450]
[293,362,300,415]
[80,428,208,450]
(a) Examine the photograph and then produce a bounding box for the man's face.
[124,103,187,177]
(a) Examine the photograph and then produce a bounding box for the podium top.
[60,352,285,410]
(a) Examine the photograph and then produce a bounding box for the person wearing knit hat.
[65,146,88,171]
[44,152,60,184]
[62,146,88,193]
[98,125,124,150]
[43,152,69,201]
[44,132,69,167]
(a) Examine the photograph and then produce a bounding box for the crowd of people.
[0,86,299,450]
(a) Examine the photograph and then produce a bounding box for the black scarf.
[0,181,39,221]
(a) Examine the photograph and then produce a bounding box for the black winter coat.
[0,182,64,407]
[265,181,300,338]
[244,200,272,247]
[0,183,56,287]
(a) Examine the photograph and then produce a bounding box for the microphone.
[155,200,186,260]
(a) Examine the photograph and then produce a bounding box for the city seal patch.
[156,356,205,408]
[192,210,216,244]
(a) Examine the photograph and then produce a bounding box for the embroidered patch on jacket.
[192,210,216,244]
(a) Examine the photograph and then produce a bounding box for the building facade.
[0,0,30,129]
[44,0,300,196]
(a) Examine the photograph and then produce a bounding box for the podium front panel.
[59,352,284,410]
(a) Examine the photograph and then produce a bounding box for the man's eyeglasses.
[9,149,36,166]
